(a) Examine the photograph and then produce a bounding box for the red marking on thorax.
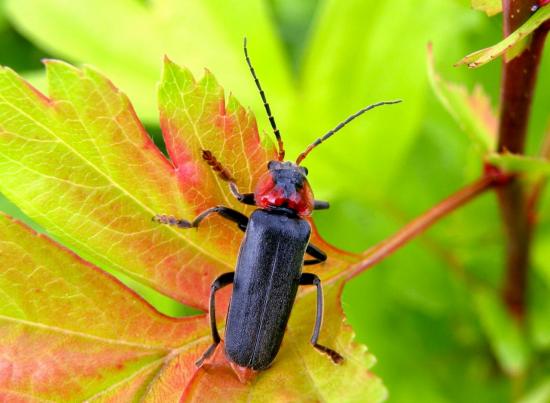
[254,172,314,216]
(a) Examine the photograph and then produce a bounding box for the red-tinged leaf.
[0,61,239,310]
[0,214,207,401]
[427,45,497,153]
[160,58,276,210]
[0,60,386,400]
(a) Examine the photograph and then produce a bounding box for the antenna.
[295,100,402,165]
[244,38,285,161]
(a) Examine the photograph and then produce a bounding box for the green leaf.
[487,153,550,176]
[519,378,550,403]
[296,0,465,198]
[473,287,530,375]
[4,0,294,125]
[0,0,7,32]
[456,4,550,68]
[529,272,550,350]
[427,45,496,154]
[471,0,502,16]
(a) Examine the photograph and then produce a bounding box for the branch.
[341,175,499,281]
[497,0,549,321]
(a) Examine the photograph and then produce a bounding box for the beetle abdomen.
[224,209,311,370]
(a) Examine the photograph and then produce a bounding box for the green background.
[0,0,549,401]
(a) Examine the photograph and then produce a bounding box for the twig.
[338,175,499,281]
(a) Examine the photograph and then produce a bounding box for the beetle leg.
[201,149,256,206]
[313,200,330,210]
[303,243,327,265]
[196,272,235,367]
[299,273,344,364]
[229,182,256,206]
[153,206,249,231]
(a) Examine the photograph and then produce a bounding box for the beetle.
[153,38,401,378]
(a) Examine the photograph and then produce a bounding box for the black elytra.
[153,38,401,375]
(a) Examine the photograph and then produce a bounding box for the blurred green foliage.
[0,0,549,401]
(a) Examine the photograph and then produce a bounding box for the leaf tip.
[163,54,175,66]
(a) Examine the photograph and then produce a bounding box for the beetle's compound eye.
[302,167,309,176]
[267,161,277,170]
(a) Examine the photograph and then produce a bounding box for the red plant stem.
[497,0,549,321]
[342,176,496,280]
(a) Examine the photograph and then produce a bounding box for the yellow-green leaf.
[471,0,502,16]
[456,4,550,68]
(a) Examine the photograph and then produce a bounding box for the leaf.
[471,0,502,16]
[296,0,466,197]
[0,213,206,401]
[427,44,496,154]
[0,60,219,310]
[0,1,7,32]
[456,3,550,68]
[487,153,550,177]
[519,378,550,403]
[473,287,530,375]
[0,61,386,400]
[4,0,294,125]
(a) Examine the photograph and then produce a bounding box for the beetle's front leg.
[228,182,255,206]
[153,206,249,231]
[299,273,344,364]
[196,272,235,367]
[202,149,256,206]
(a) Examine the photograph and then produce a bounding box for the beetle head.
[254,161,314,217]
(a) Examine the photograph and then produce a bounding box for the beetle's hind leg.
[196,272,235,367]
[299,273,344,364]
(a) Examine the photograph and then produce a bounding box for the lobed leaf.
[456,4,550,68]
[0,60,386,400]
[427,45,496,154]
